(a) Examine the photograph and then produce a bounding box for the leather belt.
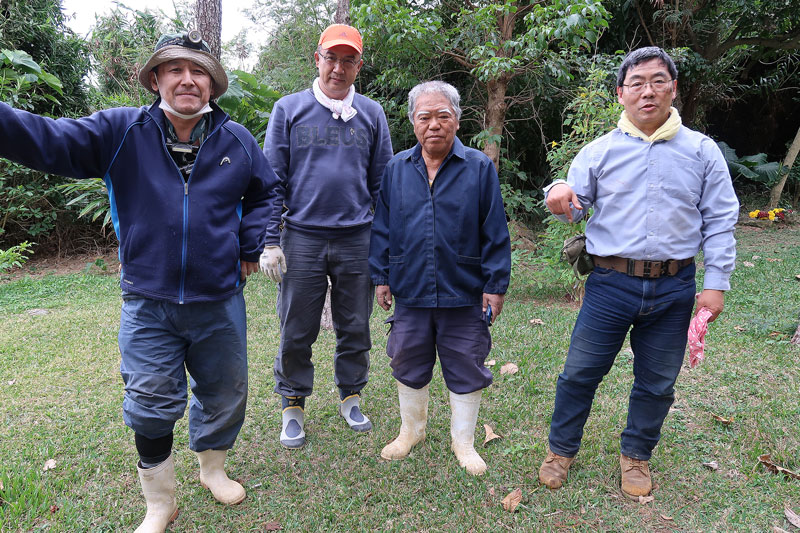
[591,255,694,278]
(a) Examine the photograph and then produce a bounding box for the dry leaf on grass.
[785,507,800,529]
[661,514,674,521]
[769,331,783,338]
[638,495,655,504]
[0,479,4,490]
[711,413,733,425]
[501,488,522,512]
[795,274,800,281]
[742,261,755,267]
[758,454,800,480]
[483,424,502,446]
[529,318,545,325]
[484,359,496,367]
[752,255,761,260]
[734,325,745,332]
[7,379,15,386]
[264,521,283,531]
[766,258,782,262]
[43,459,56,472]
[774,527,789,533]
[500,363,518,375]
[702,461,719,470]
[49,504,59,514]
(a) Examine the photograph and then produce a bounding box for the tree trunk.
[335,0,350,25]
[483,75,510,172]
[677,81,700,126]
[195,0,222,60]
[768,124,800,209]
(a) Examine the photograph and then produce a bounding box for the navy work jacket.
[369,137,511,307]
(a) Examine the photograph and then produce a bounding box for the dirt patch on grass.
[735,223,800,252]
[2,249,120,282]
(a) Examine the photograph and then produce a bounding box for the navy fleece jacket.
[0,100,279,303]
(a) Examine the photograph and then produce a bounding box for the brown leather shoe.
[538,450,575,489]
[620,454,652,500]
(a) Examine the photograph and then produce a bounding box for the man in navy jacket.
[369,81,511,475]
[0,33,278,532]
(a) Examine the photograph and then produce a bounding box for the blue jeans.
[274,226,374,397]
[119,291,248,452]
[548,264,696,461]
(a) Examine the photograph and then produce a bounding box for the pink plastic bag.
[687,307,713,368]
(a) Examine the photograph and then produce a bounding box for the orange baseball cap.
[318,24,363,55]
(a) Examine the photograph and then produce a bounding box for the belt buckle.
[664,259,678,276]
[641,260,656,278]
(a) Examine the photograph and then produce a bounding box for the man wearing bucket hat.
[0,32,279,532]
[260,24,393,449]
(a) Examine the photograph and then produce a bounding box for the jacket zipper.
[150,110,225,304]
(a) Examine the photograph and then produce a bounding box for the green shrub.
[534,66,620,299]
[217,70,282,144]
[0,240,33,272]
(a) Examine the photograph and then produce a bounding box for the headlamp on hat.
[154,31,211,54]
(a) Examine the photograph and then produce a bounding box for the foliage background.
[2,0,800,255]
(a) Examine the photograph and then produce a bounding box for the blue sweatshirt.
[0,100,279,303]
[263,89,393,242]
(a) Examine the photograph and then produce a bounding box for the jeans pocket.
[591,266,617,278]
[672,263,697,285]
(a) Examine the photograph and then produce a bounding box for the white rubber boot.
[134,453,178,533]
[195,449,246,505]
[450,390,487,475]
[380,383,429,460]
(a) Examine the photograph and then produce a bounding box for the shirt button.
[649,208,654,212]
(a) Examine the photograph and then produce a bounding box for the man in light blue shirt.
[538,47,739,500]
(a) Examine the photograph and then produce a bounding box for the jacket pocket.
[456,255,481,265]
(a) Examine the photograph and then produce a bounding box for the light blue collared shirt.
[545,126,739,291]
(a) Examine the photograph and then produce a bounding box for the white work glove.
[260,245,287,283]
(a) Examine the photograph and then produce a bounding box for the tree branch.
[442,50,476,70]
[635,0,656,46]
[710,31,800,60]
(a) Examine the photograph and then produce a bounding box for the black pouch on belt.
[561,234,593,277]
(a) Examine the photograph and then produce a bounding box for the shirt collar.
[407,135,466,162]
[147,98,226,141]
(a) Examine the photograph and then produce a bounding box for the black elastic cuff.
[282,395,306,410]
[339,389,360,401]
[135,432,173,465]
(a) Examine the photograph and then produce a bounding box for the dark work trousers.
[386,304,493,394]
[273,225,374,397]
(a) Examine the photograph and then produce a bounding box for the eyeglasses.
[622,79,675,94]
[320,54,359,69]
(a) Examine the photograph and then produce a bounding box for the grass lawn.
[1,220,799,532]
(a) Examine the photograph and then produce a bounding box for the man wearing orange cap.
[260,24,394,448]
